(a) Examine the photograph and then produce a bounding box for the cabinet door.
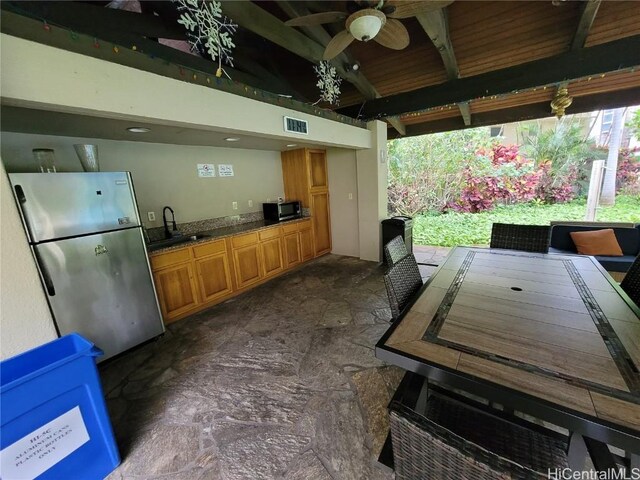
[233,244,262,289]
[195,253,233,303]
[153,262,199,322]
[308,150,328,192]
[311,192,332,256]
[261,237,284,277]
[284,232,301,268]
[299,227,315,261]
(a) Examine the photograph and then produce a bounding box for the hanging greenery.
[175,0,237,73]
[314,60,342,105]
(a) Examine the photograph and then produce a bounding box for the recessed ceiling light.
[225,137,240,142]
[126,127,150,133]
[286,144,297,147]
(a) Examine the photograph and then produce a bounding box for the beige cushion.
[569,229,623,256]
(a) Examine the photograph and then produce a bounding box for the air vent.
[283,116,309,135]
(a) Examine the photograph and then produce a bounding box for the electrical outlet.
[348,193,353,200]
[147,211,156,221]
[248,200,253,207]
[266,198,271,202]
[232,201,238,210]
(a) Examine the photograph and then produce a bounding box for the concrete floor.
[101,254,410,480]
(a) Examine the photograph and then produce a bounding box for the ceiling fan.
[284,0,453,60]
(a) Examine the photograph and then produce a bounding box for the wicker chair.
[621,254,640,307]
[490,223,551,253]
[384,235,410,266]
[384,254,423,321]
[389,394,569,480]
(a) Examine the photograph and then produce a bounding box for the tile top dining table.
[376,246,640,452]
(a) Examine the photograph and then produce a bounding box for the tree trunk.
[599,107,626,205]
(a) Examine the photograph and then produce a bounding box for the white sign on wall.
[218,164,234,177]
[197,164,216,177]
[0,406,90,480]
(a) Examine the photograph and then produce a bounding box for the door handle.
[13,184,36,241]
[33,249,56,296]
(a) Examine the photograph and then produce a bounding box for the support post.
[585,160,605,221]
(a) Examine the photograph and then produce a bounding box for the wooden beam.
[457,102,471,125]
[338,35,640,119]
[388,87,640,138]
[276,0,406,135]
[416,8,471,126]
[0,7,276,95]
[416,10,458,78]
[571,0,601,50]
[4,1,186,39]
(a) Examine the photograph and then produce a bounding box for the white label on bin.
[0,406,90,480]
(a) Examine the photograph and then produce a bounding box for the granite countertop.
[148,217,311,255]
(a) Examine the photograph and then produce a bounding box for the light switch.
[348,193,353,200]
[248,200,253,207]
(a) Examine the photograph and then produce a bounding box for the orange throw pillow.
[569,229,623,256]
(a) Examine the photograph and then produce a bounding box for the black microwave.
[263,201,301,222]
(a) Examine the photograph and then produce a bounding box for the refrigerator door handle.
[13,184,36,242]
[33,249,56,296]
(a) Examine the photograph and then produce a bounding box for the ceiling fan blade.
[323,29,355,60]
[373,19,410,50]
[386,0,454,18]
[285,11,347,27]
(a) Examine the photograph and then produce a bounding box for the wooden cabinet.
[261,237,284,277]
[310,192,331,256]
[281,148,331,257]
[299,222,315,261]
[284,232,301,268]
[232,244,262,288]
[153,261,199,323]
[195,253,232,303]
[283,219,314,266]
[150,220,315,324]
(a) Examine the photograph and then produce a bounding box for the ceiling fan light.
[346,9,386,42]
[349,15,383,41]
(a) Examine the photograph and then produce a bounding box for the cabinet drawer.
[297,219,312,231]
[231,232,258,248]
[259,227,282,241]
[150,247,191,270]
[193,239,226,258]
[282,222,301,235]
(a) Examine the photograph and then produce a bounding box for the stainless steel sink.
[188,233,211,240]
[147,233,211,252]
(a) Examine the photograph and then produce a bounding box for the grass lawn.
[412,195,640,247]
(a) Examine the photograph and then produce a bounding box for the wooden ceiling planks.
[585,0,640,47]
[450,1,580,77]
[347,18,447,99]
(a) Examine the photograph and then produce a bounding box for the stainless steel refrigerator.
[9,172,164,361]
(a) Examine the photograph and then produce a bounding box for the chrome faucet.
[162,206,177,239]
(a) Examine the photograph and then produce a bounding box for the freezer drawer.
[9,172,141,242]
[34,227,164,361]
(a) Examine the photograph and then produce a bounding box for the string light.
[27,18,636,129]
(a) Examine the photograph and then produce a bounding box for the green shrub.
[412,195,640,247]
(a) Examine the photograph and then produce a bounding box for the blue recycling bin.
[0,333,120,480]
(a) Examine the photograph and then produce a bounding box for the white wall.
[0,160,57,360]
[1,34,371,150]
[1,133,284,227]
[356,121,388,262]
[327,148,359,257]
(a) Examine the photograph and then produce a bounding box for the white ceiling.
[0,106,323,151]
